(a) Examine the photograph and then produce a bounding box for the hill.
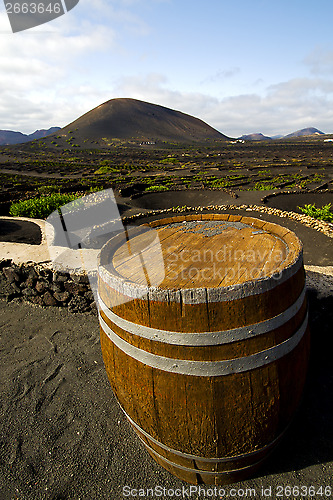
[0,127,60,145]
[29,127,61,141]
[284,127,324,139]
[56,98,229,145]
[0,130,27,145]
[238,128,327,141]
[240,133,272,141]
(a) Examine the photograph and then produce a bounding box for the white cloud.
[3,63,333,136]
[0,0,159,133]
[0,7,116,132]
[304,46,333,75]
[111,73,333,137]
[201,67,241,85]
[3,62,333,136]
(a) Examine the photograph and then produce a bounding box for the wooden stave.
[98,264,306,334]
[99,323,310,484]
[99,318,310,453]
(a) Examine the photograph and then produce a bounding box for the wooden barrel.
[98,214,310,485]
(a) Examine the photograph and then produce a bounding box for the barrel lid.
[98,214,303,302]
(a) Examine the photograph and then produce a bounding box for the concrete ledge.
[0,216,51,264]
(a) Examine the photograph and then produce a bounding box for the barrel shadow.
[257,273,333,477]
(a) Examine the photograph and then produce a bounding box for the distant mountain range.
[0,127,60,145]
[240,127,325,141]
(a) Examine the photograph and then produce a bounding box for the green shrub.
[252,182,275,191]
[144,185,169,192]
[208,179,231,188]
[159,157,179,164]
[94,165,118,175]
[9,193,81,219]
[298,203,333,222]
[88,185,104,193]
[37,185,59,195]
[257,170,271,176]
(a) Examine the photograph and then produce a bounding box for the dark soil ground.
[0,270,332,499]
[130,189,236,209]
[0,138,332,215]
[264,191,333,212]
[130,188,333,214]
[0,219,42,244]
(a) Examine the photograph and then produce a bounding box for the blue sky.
[1,0,333,137]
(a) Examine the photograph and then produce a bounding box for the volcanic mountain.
[284,127,324,138]
[240,133,272,141]
[57,98,229,144]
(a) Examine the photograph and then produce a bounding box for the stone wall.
[0,259,97,314]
